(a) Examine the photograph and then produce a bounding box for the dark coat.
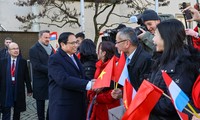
[29,42,54,100]
[128,44,152,90]
[48,48,89,120]
[80,55,97,79]
[149,49,200,120]
[0,57,32,112]
[0,48,8,59]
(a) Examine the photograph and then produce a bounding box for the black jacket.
[29,42,54,100]
[0,57,32,112]
[128,44,152,90]
[80,55,97,79]
[149,48,200,120]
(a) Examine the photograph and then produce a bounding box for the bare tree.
[15,0,169,44]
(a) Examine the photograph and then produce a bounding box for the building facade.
[0,0,197,43]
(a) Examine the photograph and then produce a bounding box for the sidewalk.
[20,96,48,120]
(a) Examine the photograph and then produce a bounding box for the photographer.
[137,9,161,54]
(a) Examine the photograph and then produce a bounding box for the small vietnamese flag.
[114,52,129,86]
[123,79,136,109]
[50,32,58,41]
[122,80,163,120]
[92,56,115,89]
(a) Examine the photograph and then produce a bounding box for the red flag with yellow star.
[92,56,115,89]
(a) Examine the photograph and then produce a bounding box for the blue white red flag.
[162,71,189,120]
[50,32,58,41]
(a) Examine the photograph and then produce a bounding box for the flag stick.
[187,103,200,118]
[162,93,194,116]
[115,82,118,89]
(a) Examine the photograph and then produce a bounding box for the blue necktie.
[70,55,79,69]
[126,58,130,64]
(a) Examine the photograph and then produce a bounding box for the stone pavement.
[19,96,48,120]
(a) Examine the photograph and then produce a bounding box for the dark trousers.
[0,107,11,120]
[0,105,20,120]
[36,100,49,120]
[13,106,20,120]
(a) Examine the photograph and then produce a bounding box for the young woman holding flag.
[149,19,200,119]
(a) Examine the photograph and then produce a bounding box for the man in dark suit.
[112,27,152,99]
[48,32,95,120]
[0,37,12,59]
[0,42,32,120]
[29,30,54,120]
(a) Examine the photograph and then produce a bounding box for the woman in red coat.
[87,41,121,120]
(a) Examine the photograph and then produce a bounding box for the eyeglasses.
[116,40,128,44]
[67,41,79,45]
[9,48,19,50]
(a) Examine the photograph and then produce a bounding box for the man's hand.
[111,88,122,99]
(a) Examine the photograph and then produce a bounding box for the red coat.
[87,59,121,120]
[192,26,200,51]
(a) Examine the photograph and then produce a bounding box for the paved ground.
[19,96,48,120]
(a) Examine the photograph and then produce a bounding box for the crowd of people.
[0,5,200,120]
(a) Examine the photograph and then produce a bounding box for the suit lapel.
[65,54,80,72]
[128,45,142,67]
[36,42,53,56]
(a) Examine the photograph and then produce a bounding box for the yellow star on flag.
[124,100,128,109]
[98,70,106,80]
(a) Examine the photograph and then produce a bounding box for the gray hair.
[38,30,50,37]
[118,27,138,46]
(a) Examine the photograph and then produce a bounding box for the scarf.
[5,56,19,107]
[39,41,52,55]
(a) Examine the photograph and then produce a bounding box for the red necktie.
[11,60,15,84]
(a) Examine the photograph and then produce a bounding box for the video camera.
[101,24,126,44]
[179,2,192,20]
[102,29,118,44]
[130,15,147,36]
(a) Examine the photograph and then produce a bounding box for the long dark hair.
[79,39,97,63]
[100,41,116,62]
[157,19,186,66]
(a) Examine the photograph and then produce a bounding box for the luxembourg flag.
[50,32,58,41]
[114,52,129,86]
[162,71,189,120]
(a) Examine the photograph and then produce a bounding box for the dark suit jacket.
[29,42,54,100]
[48,48,89,120]
[128,44,152,90]
[0,48,8,59]
[0,57,32,112]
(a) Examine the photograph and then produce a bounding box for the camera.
[130,15,147,36]
[179,2,192,20]
[101,24,126,44]
[134,26,147,36]
[102,29,118,43]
